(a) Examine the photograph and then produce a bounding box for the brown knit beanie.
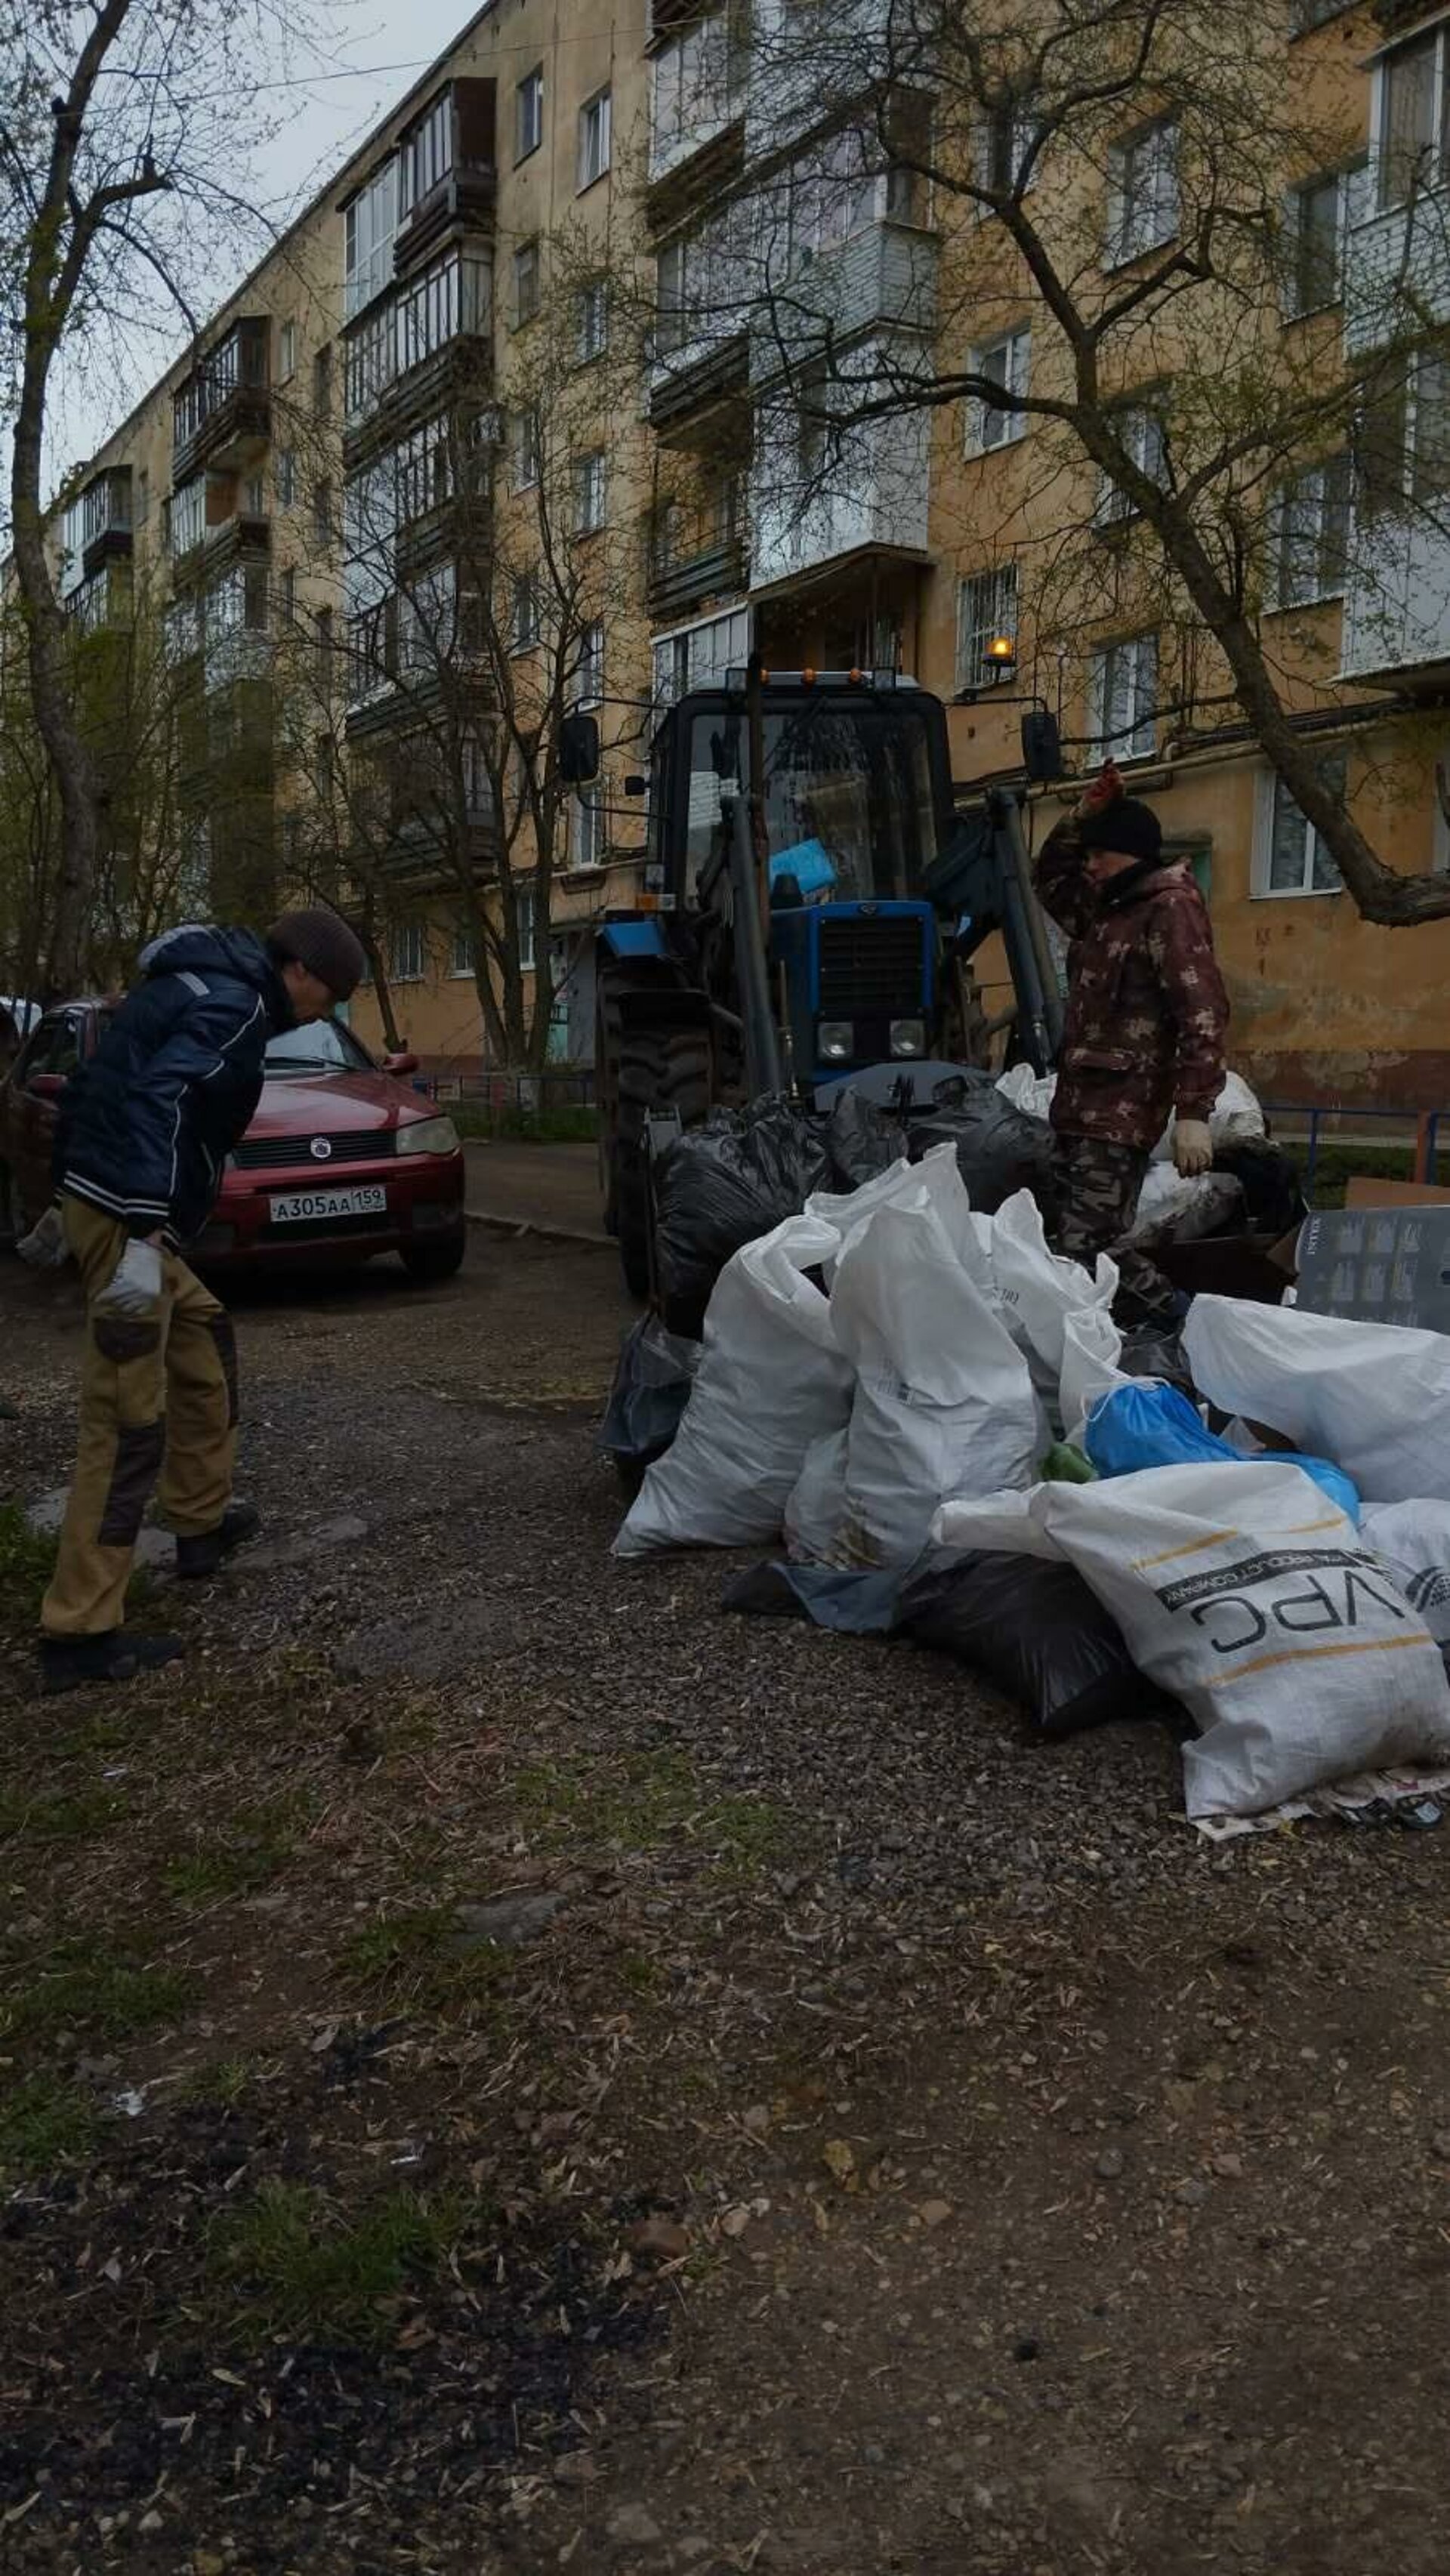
[266,906,366,1001]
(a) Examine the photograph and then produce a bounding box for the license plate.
[269,1184,387,1223]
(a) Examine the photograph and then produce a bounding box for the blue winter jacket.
[54,925,294,1248]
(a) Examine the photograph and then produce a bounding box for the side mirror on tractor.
[559,711,600,785]
[1020,709,1065,783]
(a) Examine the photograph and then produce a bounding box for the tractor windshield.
[678,696,942,903]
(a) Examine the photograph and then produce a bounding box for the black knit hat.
[266,906,366,1001]
[1078,796,1163,865]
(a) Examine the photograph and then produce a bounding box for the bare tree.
[716,0,1450,923]
[1,0,341,996]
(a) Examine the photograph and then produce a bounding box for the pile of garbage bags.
[602,1115,1450,1827]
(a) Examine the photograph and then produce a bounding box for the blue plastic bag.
[1084,1380,1360,1522]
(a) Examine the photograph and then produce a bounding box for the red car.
[1,1001,467,1284]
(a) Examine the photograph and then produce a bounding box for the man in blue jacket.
[35,906,365,1694]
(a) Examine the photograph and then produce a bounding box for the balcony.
[646,5,745,223]
[1340,514,1450,681]
[751,220,937,390]
[173,322,270,483]
[750,366,930,593]
[342,247,492,468]
[394,79,497,274]
[649,326,750,448]
[646,487,748,618]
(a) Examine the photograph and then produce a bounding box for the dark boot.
[39,1630,185,1697]
[175,1501,261,1581]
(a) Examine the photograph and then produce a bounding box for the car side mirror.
[384,1050,419,1077]
[558,711,600,784]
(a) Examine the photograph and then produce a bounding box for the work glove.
[1173,1118,1214,1179]
[16,1203,70,1270]
[94,1237,163,1319]
[1073,757,1124,822]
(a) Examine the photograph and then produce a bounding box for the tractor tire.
[611,1017,712,1305]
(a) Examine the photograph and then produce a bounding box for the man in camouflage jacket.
[1034,763,1229,1322]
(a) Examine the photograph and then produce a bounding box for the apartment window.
[516,65,544,163]
[278,319,296,382]
[578,88,612,191]
[1378,27,1449,211]
[316,606,335,699]
[242,471,265,517]
[651,12,733,174]
[574,619,604,705]
[517,886,537,973]
[170,476,207,557]
[1097,404,1168,524]
[976,96,1041,197]
[571,780,605,869]
[344,161,399,319]
[1257,751,1347,896]
[575,450,607,533]
[1090,632,1159,761]
[1358,352,1450,518]
[967,329,1030,453]
[1287,165,1366,318]
[512,569,541,649]
[451,924,476,976]
[1108,119,1180,267]
[400,90,453,214]
[313,478,333,543]
[393,921,426,981]
[791,127,876,268]
[577,278,609,363]
[514,237,541,326]
[1273,457,1351,606]
[276,448,296,510]
[313,344,332,420]
[955,566,1018,692]
[652,604,751,709]
[511,409,541,492]
[281,565,296,621]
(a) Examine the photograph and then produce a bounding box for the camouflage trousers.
[1049,1134,1180,1331]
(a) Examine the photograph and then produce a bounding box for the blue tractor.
[592,660,1064,1300]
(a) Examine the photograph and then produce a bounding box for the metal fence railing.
[418,1069,597,1115]
[1262,1101,1447,1189]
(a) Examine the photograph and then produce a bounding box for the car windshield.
[678,698,941,903]
[264,1019,374,1075]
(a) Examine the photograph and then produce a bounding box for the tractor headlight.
[817,1020,854,1063]
[890,1019,927,1059]
[396,1114,460,1155]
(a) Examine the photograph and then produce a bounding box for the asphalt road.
[464,1137,608,1240]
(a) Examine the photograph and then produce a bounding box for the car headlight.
[396,1114,460,1155]
[817,1020,854,1062]
[890,1018,927,1058]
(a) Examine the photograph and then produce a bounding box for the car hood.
[245,1067,429,1137]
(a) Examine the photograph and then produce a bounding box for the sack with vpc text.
[1183,1296,1450,1506]
[828,1191,1042,1568]
[933,1461,1450,1819]
[897,1549,1171,1738]
[1360,1498,1450,1646]
[614,1212,851,1557]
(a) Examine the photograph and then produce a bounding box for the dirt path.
[1,1235,1447,2574]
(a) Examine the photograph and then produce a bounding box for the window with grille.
[1273,458,1351,606]
[1088,633,1158,760]
[955,565,1017,692]
[967,329,1030,452]
[1256,751,1347,896]
[574,451,607,533]
[516,66,543,162]
[578,88,612,190]
[1108,119,1179,266]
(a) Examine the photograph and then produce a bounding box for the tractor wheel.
[612,1018,712,1304]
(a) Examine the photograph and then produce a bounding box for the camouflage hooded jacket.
[1034,818,1229,1151]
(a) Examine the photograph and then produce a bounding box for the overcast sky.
[54,0,489,482]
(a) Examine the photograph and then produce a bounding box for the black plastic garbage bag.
[598,1314,701,1491]
[906,1080,1056,1218]
[1212,1137,1308,1238]
[1118,1322,1197,1399]
[652,1087,894,1334]
[897,1550,1173,1738]
[722,1559,906,1633]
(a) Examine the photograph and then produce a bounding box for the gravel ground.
[1,1233,1448,2574]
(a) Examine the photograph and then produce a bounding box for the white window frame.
[574,449,607,534]
[1285,162,1368,319]
[276,448,297,511]
[974,97,1042,199]
[514,238,541,327]
[1271,456,1351,608]
[1088,632,1159,761]
[517,885,537,973]
[344,162,399,321]
[516,66,544,164]
[1252,754,1347,899]
[450,924,477,977]
[393,921,426,982]
[577,278,609,363]
[578,87,612,191]
[1107,119,1180,268]
[1374,23,1450,214]
[955,564,1018,692]
[1096,406,1168,526]
[511,410,541,493]
[573,619,605,706]
[967,328,1030,454]
[512,569,541,651]
[277,319,296,382]
[651,603,751,710]
[650,11,733,177]
[570,779,606,869]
